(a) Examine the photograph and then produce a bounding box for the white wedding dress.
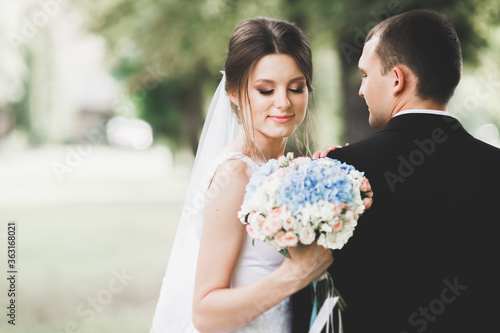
[151,151,292,333]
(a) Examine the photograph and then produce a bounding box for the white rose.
[299,226,315,245]
[320,221,333,233]
[300,204,313,225]
[317,234,328,248]
[344,210,355,221]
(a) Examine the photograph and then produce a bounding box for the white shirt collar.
[393,109,455,118]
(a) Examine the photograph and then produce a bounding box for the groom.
[292,9,500,333]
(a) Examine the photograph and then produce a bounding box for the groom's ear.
[392,66,406,96]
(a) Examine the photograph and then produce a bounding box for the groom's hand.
[312,143,349,159]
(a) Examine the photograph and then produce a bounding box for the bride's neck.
[232,132,286,164]
[249,135,287,163]
[255,139,286,162]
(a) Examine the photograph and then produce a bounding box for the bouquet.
[238,153,373,254]
[238,152,373,323]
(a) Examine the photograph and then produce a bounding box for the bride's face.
[244,54,308,141]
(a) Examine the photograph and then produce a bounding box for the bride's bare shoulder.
[208,157,252,194]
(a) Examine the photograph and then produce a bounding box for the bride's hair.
[224,17,313,157]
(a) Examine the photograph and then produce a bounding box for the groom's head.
[358,9,462,128]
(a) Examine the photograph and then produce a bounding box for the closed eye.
[259,89,274,95]
[289,88,304,94]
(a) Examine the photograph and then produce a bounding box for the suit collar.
[381,113,466,133]
[393,109,455,118]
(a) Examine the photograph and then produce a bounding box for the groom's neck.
[390,99,447,119]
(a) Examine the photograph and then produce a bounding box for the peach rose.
[249,211,266,228]
[262,215,282,236]
[246,224,255,238]
[282,216,296,231]
[360,177,372,192]
[283,232,299,247]
[275,231,286,248]
[333,219,343,232]
[363,197,373,210]
[333,205,343,216]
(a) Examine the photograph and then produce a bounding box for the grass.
[0,145,191,332]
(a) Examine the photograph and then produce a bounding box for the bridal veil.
[150,73,240,332]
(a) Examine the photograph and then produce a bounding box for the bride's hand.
[281,242,333,288]
[312,143,349,160]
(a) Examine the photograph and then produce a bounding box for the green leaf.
[279,249,291,258]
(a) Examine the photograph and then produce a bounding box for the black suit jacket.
[292,114,500,332]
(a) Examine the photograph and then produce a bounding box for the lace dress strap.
[218,151,261,172]
[203,152,260,189]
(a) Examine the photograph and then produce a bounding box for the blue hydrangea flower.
[275,158,359,214]
[243,157,362,214]
[244,159,279,201]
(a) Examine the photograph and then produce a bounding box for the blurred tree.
[75,0,498,153]
[289,0,495,143]
[75,0,286,153]
[0,2,29,141]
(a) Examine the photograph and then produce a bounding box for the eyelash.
[258,88,304,95]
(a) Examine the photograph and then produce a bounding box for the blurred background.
[0,0,499,332]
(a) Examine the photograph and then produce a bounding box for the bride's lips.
[268,115,295,124]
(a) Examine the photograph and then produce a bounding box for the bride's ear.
[228,90,240,110]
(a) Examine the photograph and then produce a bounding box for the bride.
[151,17,333,333]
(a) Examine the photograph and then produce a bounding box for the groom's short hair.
[366,9,462,105]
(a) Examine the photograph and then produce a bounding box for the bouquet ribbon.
[308,273,343,333]
[309,297,339,333]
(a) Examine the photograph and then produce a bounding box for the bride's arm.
[192,159,333,333]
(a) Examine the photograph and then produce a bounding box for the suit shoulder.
[326,135,385,163]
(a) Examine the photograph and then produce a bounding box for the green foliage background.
[69,0,500,152]
[1,1,500,332]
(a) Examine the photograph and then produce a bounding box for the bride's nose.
[274,90,291,110]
